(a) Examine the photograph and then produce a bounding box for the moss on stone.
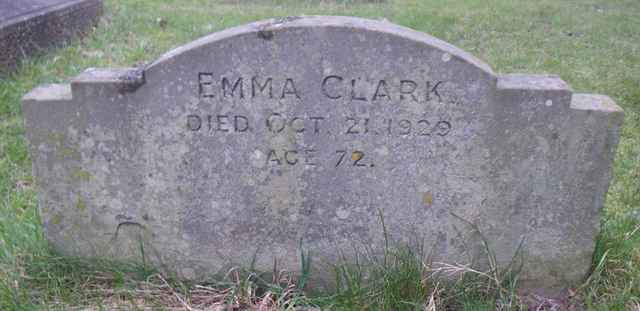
[51,214,62,225]
[71,168,92,182]
[76,198,87,211]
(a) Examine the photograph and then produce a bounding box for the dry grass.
[58,267,312,311]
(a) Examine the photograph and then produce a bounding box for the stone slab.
[0,0,102,73]
[22,16,624,291]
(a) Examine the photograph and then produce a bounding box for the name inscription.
[189,74,460,169]
[198,73,458,104]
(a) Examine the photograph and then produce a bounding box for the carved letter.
[305,149,317,166]
[350,79,366,101]
[281,78,300,99]
[198,73,215,98]
[284,150,298,165]
[222,77,244,98]
[372,80,390,101]
[216,115,230,132]
[251,77,273,98]
[309,117,325,134]
[290,117,305,133]
[321,75,343,99]
[266,149,281,165]
[266,113,286,133]
[187,115,202,131]
[399,80,418,101]
[426,81,443,102]
[234,115,249,132]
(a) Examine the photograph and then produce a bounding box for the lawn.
[0,0,639,309]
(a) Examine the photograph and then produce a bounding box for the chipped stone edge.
[22,84,72,102]
[497,74,572,92]
[71,67,145,93]
[570,93,624,114]
[496,74,574,108]
[21,67,144,105]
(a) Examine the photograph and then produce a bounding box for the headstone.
[22,16,623,291]
[0,0,102,73]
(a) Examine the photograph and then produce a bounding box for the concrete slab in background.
[0,0,103,74]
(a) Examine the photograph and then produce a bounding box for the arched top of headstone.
[146,15,495,80]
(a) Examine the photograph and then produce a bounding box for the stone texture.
[22,16,623,291]
[0,0,102,73]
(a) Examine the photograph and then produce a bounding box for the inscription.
[199,74,458,104]
[265,114,324,134]
[266,149,318,166]
[187,114,250,132]
[199,74,300,99]
[193,73,461,172]
[187,114,452,138]
[321,75,445,102]
[344,117,451,136]
[264,149,374,168]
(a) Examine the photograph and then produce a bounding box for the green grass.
[1,0,639,309]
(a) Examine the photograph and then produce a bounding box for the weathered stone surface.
[0,0,102,73]
[22,16,623,291]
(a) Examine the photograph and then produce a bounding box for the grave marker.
[22,16,624,290]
